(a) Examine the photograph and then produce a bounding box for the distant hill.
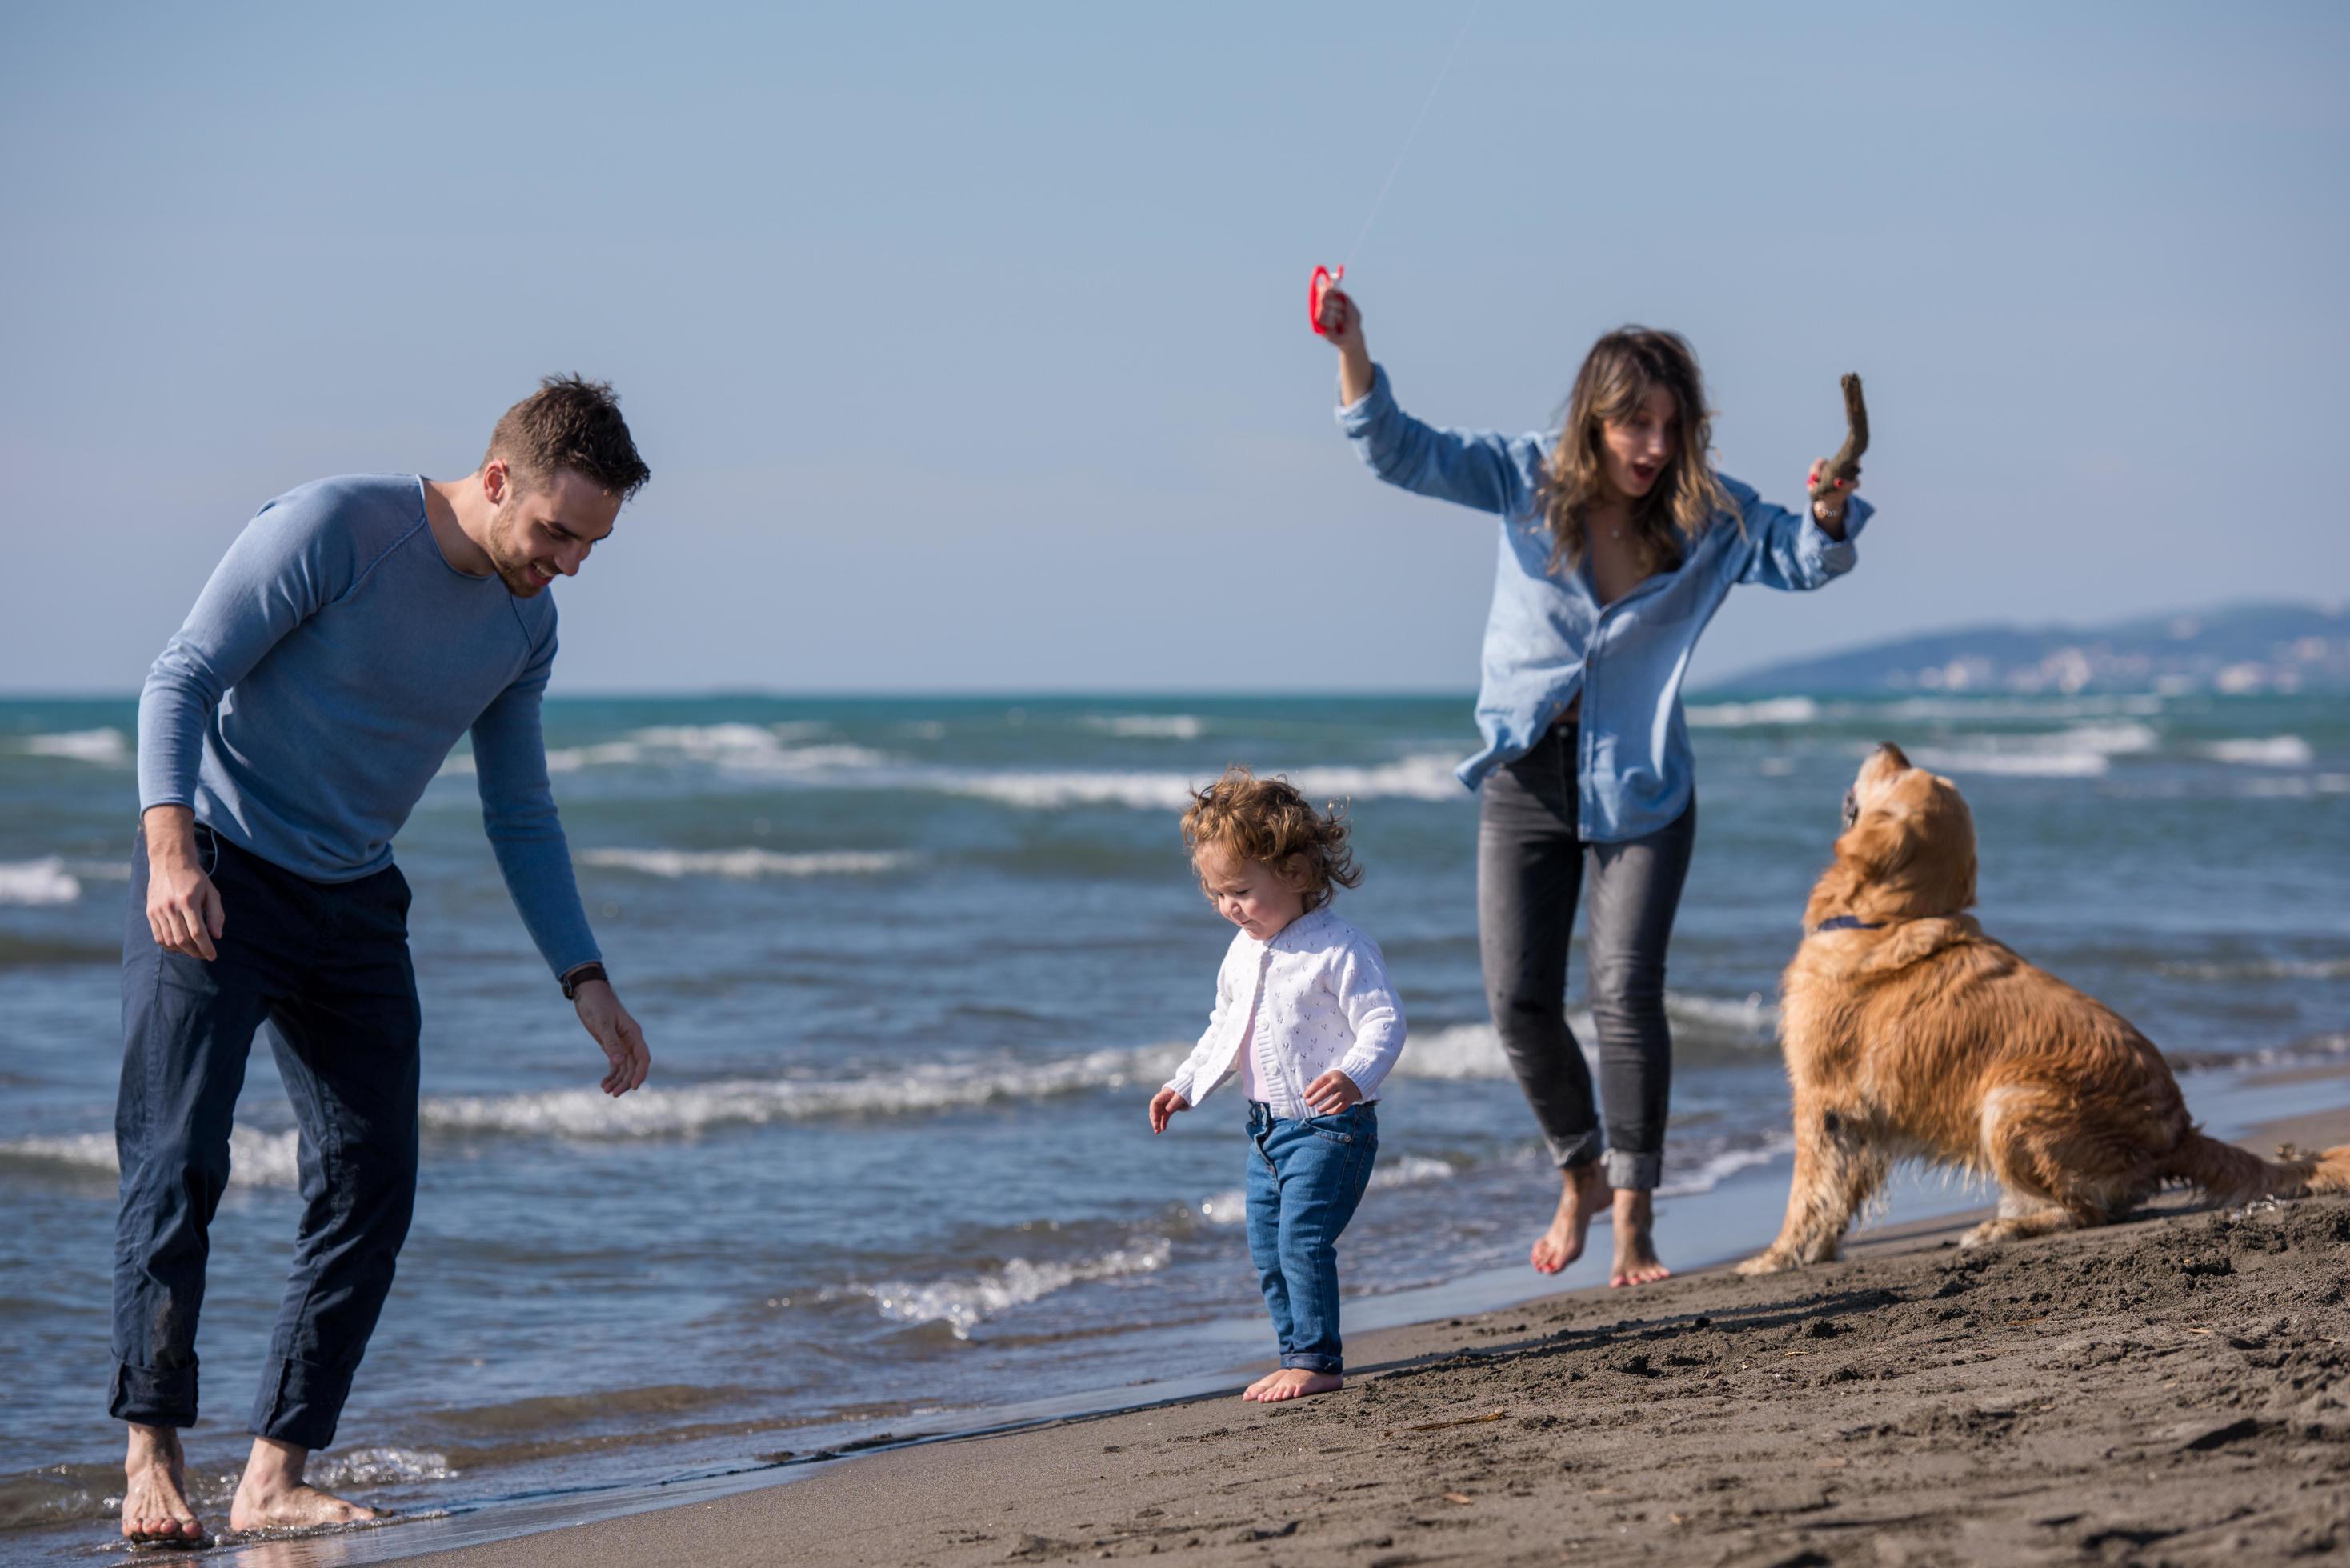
[1705,601,2349,697]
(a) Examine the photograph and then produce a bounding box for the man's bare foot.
[122,1424,207,1548]
[1530,1162,1611,1274]
[1609,1188,1672,1287]
[1243,1369,1343,1402]
[227,1437,380,1534]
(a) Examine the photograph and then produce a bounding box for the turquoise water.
[2,690,2345,1551]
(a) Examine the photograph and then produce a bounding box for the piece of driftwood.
[1808,373,1868,502]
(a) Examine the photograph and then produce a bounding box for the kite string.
[1338,0,1487,275]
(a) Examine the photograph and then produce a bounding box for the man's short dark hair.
[485,374,651,500]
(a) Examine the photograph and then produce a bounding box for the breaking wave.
[2159,956,2350,982]
[931,753,1464,811]
[0,858,81,906]
[415,1045,1194,1141]
[0,1127,302,1188]
[579,848,911,880]
[1084,714,1207,741]
[1912,721,2160,779]
[0,996,1777,1170]
[849,1238,1173,1338]
[17,728,130,766]
[1685,698,1820,728]
[2200,735,2314,768]
[1656,1131,1796,1198]
[443,723,891,779]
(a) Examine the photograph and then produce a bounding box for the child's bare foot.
[1530,1162,1611,1274]
[122,1424,207,1548]
[1609,1187,1671,1287]
[1242,1369,1343,1402]
[228,1438,381,1534]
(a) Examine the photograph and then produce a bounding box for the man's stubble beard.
[481,521,549,599]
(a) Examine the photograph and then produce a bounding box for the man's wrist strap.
[561,962,608,1000]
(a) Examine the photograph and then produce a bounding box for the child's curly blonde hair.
[1181,766,1362,912]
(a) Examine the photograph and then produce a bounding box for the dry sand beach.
[336,1090,2350,1568]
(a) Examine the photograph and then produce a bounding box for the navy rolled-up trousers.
[110,823,420,1451]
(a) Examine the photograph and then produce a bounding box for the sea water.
[2,691,2345,1551]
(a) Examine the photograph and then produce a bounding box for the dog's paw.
[1735,1251,1796,1277]
[1957,1222,2006,1250]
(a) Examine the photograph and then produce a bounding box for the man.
[114,375,654,1546]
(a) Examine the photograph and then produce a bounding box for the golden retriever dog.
[1741,742,2350,1274]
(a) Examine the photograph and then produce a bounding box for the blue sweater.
[1339,366,1872,841]
[138,474,599,976]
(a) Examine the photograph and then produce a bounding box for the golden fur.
[1740,742,2350,1273]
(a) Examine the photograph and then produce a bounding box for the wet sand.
[388,1095,2350,1568]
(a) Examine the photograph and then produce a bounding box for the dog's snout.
[1840,787,1859,829]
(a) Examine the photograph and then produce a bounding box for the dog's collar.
[1809,914,1884,935]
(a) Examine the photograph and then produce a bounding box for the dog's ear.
[1908,778,1977,913]
[1836,810,1913,882]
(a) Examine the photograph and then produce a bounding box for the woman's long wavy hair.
[1538,327,1735,578]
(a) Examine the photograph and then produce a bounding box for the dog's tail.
[2160,1129,2350,1206]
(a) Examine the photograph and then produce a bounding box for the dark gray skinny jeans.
[1477,722,1696,1190]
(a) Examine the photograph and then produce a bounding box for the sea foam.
[416,1045,1194,1140]
[1685,698,1820,728]
[0,1127,302,1188]
[579,848,910,880]
[934,753,1464,812]
[0,858,81,906]
[442,723,889,779]
[855,1238,1173,1338]
[2200,735,2315,768]
[1084,714,1207,740]
[1912,721,2160,779]
[19,728,131,765]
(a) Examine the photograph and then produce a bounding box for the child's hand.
[1149,1088,1191,1134]
[1303,1070,1363,1115]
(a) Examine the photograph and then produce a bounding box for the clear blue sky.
[2,2,2344,694]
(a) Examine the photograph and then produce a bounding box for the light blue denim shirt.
[1339,365,1872,841]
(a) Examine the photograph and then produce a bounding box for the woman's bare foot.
[122,1424,207,1548]
[1530,1162,1611,1274]
[1242,1369,1343,1402]
[227,1437,381,1535]
[1609,1187,1672,1287]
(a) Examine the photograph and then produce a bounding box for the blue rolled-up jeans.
[111,823,421,1452]
[1243,1100,1378,1374]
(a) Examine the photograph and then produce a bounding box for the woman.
[1316,286,1869,1286]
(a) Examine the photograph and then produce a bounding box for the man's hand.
[1148,1087,1191,1135]
[1303,1070,1363,1116]
[142,806,223,961]
[572,980,651,1096]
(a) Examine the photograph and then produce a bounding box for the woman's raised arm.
[1320,286,1547,518]
[1318,287,1376,406]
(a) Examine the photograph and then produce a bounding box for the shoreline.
[135,1063,2350,1568]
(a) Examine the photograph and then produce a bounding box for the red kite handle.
[1309,264,1347,337]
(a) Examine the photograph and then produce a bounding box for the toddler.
[1149,766,1407,1401]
